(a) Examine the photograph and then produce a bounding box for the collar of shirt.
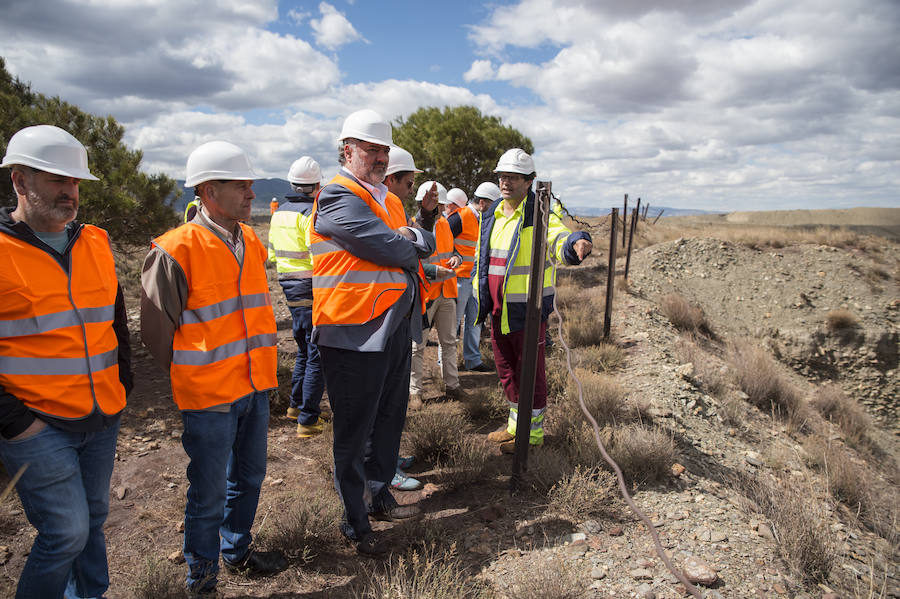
[197,206,243,250]
[467,204,480,218]
[494,197,525,223]
[341,167,389,210]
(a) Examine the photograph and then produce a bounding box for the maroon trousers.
[490,315,548,411]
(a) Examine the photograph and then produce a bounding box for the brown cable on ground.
[542,198,704,599]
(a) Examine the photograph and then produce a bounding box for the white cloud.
[463,60,495,82]
[309,2,365,50]
[287,8,310,25]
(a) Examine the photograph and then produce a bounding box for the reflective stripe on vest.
[153,223,277,410]
[0,225,125,419]
[267,209,313,281]
[310,175,410,326]
[423,216,457,300]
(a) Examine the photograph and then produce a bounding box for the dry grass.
[674,336,729,397]
[501,553,588,599]
[810,384,875,450]
[357,545,493,599]
[255,490,343,561]
[727,341,810,428]
[406,405,471,464]
[659,293,712,336]
[573,342,626,372]
[547,465,618,523]
[730,472,837,584]
[608,424,676,484]
[131,558,184,599]
[559,292,609,347]
[568,368,626,427]
[826,308,859,330]
[459,385,508,422]
[528,445,575,493]
[562,422,607,468]
[437,437,490,491]
[718,394,749,428]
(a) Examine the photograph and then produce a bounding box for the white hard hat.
[385,146,422,176]
[447,188,468,208]
[494,148,535,176]
[287,156,321,185]
[474,181,502,202]
[1,125,99,180]
[338,109,393,146]
[185,141,259,188]
[415,180,448,204]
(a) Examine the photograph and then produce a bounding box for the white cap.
[1,125,99,180]
[415,180,448,204]
[474,181,502,202]
[185,141,260,188]
[494,148,536,175]
[446,188,468,208]
[385,146,422,176]
[338,109,393,146]
[287,156,321,185]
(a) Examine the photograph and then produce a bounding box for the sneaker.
[500,439,543,454]
[296,417,327,438]
[444,386,469,401]
[285,407,300,420]
[397,455,415,470]
[355,532,387,557]
[408,393,424,411]
[487,426,515,443]
[223,548,288,576]
[391,470,422,491]
[467,363,493,373]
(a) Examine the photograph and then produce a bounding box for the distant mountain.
[566,205,718,218]
[171,178,294,215]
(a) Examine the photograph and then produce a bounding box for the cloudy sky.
[3,0,899,212]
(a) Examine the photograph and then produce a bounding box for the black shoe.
[369,504,421,522]
[468,363,493,372]
[223,549,288,576]
[355,532,388,557]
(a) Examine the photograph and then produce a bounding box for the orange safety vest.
[152,223,277,410]
[452,205,479,279]
[0,226,126,419]
[424,216,458,300]
[269,199,279,214]
[310,174,412,326]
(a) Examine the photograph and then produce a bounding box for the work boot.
[500,438,543,454]
[487,426,514,443]
[369,504,421,522]
[355,532,387,557]
[444,386,469,401]
[285,407,300,420]
[408,393,424,411]
[296,417,326,438]
[223,548,288,576]
[467,363,493,372]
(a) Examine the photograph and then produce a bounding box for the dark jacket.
[0,207,133,439]
[276,190,315,302]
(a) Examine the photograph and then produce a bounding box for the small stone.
[269,478,284,486]
[590,567,606,580]
[671,463,686,476]
[773,582,787,594]
[745,455,763,467]
[114,486,127,500]
[675,363,694,378]
[167,550,185,563]
[682,555,718,586]
[608,526,624,536]
[176,520,185,533]
[758,523,775,540]
[630,568,653,580]
[561,532,586,544]
[636,582,656,598]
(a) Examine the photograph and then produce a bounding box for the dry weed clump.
[674,336,729,397]
[659,293,712,336]
[548,465,618,523]
[501,553,588,599]
[574,342,625,372]
[608,424,676,484]
[131,558,184,599]
[728,341,809,427]
[730,472,837,584]
[567,368,626,428]
[407,406,470,463]
[826,308,859,331]
[528,445,574,493]
[718,394,748,428]
[560,297,608,347]
[810,384,874,450]
[459,385,507,422]
[358,545,492,599]
[255,491,343,561]
[563,422,607,468]
[437,437,490,491]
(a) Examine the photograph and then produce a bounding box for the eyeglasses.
[497,174,525,182]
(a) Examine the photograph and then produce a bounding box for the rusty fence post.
[624,207,639,281]
[652,208,665,225]
[622,194,628,248]
[604,208,618,340]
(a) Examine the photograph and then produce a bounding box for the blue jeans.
[0,419,120,599]
[456,276,483,369]
[288,305,325,425]
[320,318,410,540]
[181,391,269,592]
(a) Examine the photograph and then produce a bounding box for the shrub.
[730,472,837,583]
[574,342,626,372]
[728,341,810,427]
[563,422,607,469]
[437,437,490,491]
[548,465,618,523]
[255,490,343,561]
[566,368,626,428]
[826,309,858,330]
[357,545,492,599]
[528,445,574,494]
[608,424,675,484]
[659,293,712,336]
[459,385,507,422]
[131,558,184,599]
[407,406,470,463]
[501,553,589,599]
[810,385,874,450]
[718,394,748,428]
[674,336,728,397]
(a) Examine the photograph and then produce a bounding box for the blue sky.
[2,0,899,212]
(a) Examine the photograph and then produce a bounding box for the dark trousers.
[319,318,411,540]
[491,315,548,411]
[288,305,325,425]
